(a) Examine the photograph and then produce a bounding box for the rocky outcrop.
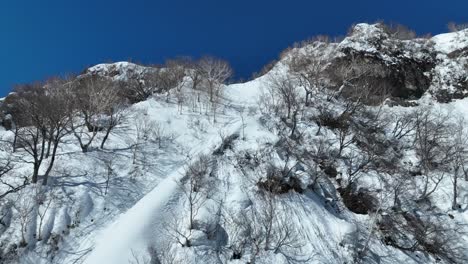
[284,23,468,103]
[330,24,437,100]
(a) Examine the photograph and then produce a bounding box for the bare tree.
[35,186,56,241]
[70,75,120,153]
[100,102,126,149]
[389,111,418,140]
[187,62,203,91]
[336,124,354,157]
[146,61,186,103]
[41,78,73,185]
[447,21,468,32]
[237,106,247,140]
[341,149,375,188]
[12,80,71,185]
[197,56,232,103]
[102,156,116,196]
[151,121,171,149]
[124,75,155,103]
[178,154,214,231]
[228,194,310,263]
[288,49,327,106]
[0,159,28,200]
[379,23,416,40]
[131,114,154,166]
[448,118,468,209]
[413,108,452,201]
[380,211,467,263]
[13,189,36,247]
[268,74,301,119]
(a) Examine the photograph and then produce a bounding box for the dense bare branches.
[197,56,232,103]
[447,21,468,32]
[379,23,416,40]
[0,159,26,200]
[267,74,301,120]
[11,79,71,184]
[413,108,452,200]
[179,154,213,230]
[228,195,310,263]
[69,75,120,153]
[447,118,468,209]
[147,61,187,102]
[288,49,327,106]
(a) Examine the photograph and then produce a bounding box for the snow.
[86,62,151,81]
[432,29,468,54]
[1,23,468,264]
[84,107,244,264]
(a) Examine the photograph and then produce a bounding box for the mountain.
[0,23,468,264]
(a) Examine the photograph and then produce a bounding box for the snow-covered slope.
[1,23,468,264]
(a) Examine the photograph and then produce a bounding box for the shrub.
[338,186,377,214]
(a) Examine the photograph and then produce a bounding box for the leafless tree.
[186,60,203,91]
[101,156,116,196]
[336,125,354,157]
[379,212,467,263]
[379,23,416,40]
[70,75,120,153]
[147,60,187,102]
[12,80,71,185]
[41,78,73,184]
[124,75,155,103]
[147,243,180,264]
[413,108,452,201]
[0,159,28,200]
[197,56,232,103]
[228,194,310,263]
[341,149,375,188]
[100,105,126,150]
[13,189,36,247]
[149,121,173,149]
[288,49,327,106]
[268,74,301,120]
[164,212,193,248]
[131,113,154,166]
[448,118,468,209]
[129,243,181,264]
[35,186,56,241]
[237,106,247,140]
[178,154,214,231]
[447,21,468,32]
[391,172,412,210]
[389,111,418,140]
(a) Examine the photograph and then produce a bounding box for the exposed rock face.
[283,23,468,103]
[430,29,468,102]
[332,23,436,99]
[85,62,153,81]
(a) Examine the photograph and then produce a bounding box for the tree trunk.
[290,109,298,138]
[81,144,89,153]
[100,127,112,149]
[32,164,40,184]
[42,138,60,185]
[304,89,310,106]
[12,126,18,152]
[452,166,459,210]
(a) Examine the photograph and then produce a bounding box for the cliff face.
[280,23,468,103]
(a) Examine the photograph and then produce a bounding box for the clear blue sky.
[1,0,467,96]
